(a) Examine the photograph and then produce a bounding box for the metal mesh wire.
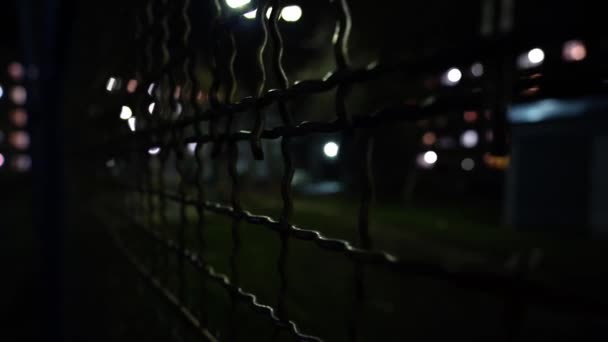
[97,0,608,341]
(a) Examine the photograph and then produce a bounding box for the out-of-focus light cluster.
[2,62,32,173]
[243,5,302,22]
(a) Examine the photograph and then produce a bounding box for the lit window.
[471,62,484,77]
[120,106,133,120]
[422,132,436,146]
[10,109,28,127]
[10,131,30,150]
[8,62,25,81]
[323,141,339,158]
[127,79,138,93]
[463,111,478,123]
[461,158,475,171]
[13,155,32,172]
[562,40,586,62]
[10,86,27,105]
[460,130,479,148]
[226,0,250,9]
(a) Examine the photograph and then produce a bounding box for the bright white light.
[0,153,4,168]
[445,68,462,85]
[461,158,475,171]
[187,142,198,154]
[323,141,339,158]
[563,40,586,62]
[148,102,155,115]
[460,130,479,148]
[281,5,302,22]
[106,77,117,92]
[127,117,137,132]
[148,147,161,155]
[243,9,256,19]
[226,0,250,8]
[423,151,438,164]
[147,83,155,96]
[471,62,484,77]
[120,106,133,120]
[527,48,545,64]
[0,85,3,99]
[243,7,274,19]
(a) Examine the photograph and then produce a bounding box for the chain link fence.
[88,0,608,341]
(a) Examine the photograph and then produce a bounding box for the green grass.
[106,190,608,341]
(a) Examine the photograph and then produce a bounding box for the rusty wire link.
[266,0,296,334]
[249,0,271,160]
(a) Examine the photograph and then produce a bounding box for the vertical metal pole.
[17,0,72,340]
